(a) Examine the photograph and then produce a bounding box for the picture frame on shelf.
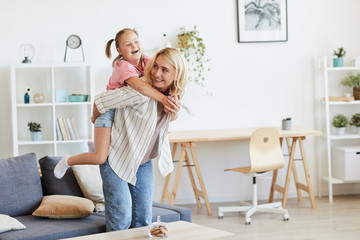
[237,0,288,43]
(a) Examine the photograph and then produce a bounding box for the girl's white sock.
[54,154,70,179]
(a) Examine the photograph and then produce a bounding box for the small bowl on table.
[148,216,168,238]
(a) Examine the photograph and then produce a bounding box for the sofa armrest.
[152,202,192,222]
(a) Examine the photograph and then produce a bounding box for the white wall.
[1,0,360,204]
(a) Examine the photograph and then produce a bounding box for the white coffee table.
[62,221,234,240]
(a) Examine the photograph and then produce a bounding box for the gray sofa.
[0,153,191,240]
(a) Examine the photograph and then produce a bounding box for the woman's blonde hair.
[105,28,139,67]
[144,48,188,96]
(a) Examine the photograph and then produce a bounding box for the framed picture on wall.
[237,0,288,43]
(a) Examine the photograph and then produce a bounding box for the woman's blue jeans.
[99,159,154,231]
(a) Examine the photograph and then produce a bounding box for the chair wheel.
[218,216,224,219]
[284,214,289,221]
[245,218,251,225]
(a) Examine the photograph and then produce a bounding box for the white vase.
[337,127,345,135]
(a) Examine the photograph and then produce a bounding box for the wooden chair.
[218,128,289,224]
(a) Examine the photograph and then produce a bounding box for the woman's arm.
[126,76,171,109]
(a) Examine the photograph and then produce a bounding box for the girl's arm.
[126,76,171,109]
[94,86,146,116]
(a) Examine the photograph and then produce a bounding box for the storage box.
[332,146,360,181]
[68,94,88,102]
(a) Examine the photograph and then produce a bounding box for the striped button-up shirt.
[94,85,173,185]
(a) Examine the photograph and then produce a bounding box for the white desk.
[161,126,322,215]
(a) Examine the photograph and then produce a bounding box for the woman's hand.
[165,95,181,121]
[91,103,101,124]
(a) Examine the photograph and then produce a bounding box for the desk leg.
[281,137,297,208]
[160,142,212,216]
[269,137,316,208]
[184,149,202,208]
[298,137,316,208]
[189,142,212,216]
[287,138,303,202]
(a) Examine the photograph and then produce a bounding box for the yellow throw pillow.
[32,195,94,219]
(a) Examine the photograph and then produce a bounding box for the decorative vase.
[353,86,360,100]
[333,58,344,67]
[30,131,42,141]
[337,127,345,135]
[282,120,292,130]
[33,93,44,103]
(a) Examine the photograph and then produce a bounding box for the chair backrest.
[248,128,285,172]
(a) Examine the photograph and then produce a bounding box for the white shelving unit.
[319,56,360,203]
[11,62,94,159]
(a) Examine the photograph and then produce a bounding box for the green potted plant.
[28,121,42,141]
[282,117,292,130]
[331,114,348,135]
[333,47,346,67]
[340,72,360,100]
[350,113,360,134]
[177,26,211,88]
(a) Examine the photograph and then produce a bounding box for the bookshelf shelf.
[11,63,94,159]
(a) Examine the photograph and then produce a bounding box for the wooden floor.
[178,195,360,240]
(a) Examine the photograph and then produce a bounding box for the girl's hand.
[165,96,181,113]
[165,96,181,121]
[91,103,101,124]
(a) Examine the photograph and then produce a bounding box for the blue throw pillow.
[0,153,43,217]
[39,156,84,197]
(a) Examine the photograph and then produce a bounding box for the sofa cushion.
[72,165,105,212]
[39,156,84,197]
[0,213,106,240]
[0,214,26,233]
[32,195,94,219]
[0,153,43,217]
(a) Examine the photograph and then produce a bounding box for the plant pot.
[282,120,292,130]
[30,131,42,141]
[353,86,360,100]
[356,127,360,134]
[333,58,344,67]
[336,127,345,135]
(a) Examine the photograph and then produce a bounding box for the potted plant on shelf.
[28,121,42,141]
[282,117,292,130]
[350,113,360,134]
[340,72,360,100]
[333,47,346,67]
[331,114,348,135]
[177,26,211,88]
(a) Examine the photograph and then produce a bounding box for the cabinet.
[11,63,94,159]
[319,56,360,203]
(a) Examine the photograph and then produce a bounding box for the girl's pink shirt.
[106,54,150,90]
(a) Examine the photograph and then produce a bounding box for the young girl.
[54,28,172,179]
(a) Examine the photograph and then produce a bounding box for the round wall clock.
[64,34,85,62]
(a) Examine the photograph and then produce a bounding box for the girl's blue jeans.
[99,158,154,231]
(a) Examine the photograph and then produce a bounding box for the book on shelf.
[57,116,80,141]
[57,117,69,140]
[66,118,76,140]
[70,117,79,140]
[55,120,63,141]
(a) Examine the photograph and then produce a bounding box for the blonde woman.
[93,48,188,231]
